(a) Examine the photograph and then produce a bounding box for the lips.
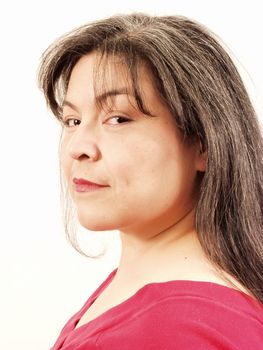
[73,178,109,193]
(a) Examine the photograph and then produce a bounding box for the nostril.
[79,154,91,161]
[69,145,100,161]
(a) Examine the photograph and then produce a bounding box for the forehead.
[65,52,158,114]
[68,52,134,91]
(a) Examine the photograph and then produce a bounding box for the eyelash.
[62,118,80,128]
[106,116,131,125]
[62,115,131,128]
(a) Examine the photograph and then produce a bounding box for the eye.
[105,116,131,125]
[62,118,81,128]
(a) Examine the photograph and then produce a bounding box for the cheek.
[109,134,190,197]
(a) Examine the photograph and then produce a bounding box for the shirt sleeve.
[97,296,263,350]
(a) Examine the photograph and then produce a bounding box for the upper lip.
[73,177,109,187]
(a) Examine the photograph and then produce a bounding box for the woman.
[38,13,263,349]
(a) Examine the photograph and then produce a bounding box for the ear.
[195,142,207,172]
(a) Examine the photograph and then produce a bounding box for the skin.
[60,52,237,327]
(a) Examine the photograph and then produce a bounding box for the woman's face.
[60,52,206,237]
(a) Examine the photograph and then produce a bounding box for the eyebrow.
[62,88,131,111]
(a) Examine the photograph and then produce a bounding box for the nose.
[67,127,101,162]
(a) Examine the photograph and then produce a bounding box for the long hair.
[38,13,263,302]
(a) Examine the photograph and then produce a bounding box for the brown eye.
[63,118,81,127]
[106,116,131,125]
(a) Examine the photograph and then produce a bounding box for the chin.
[77,214,118,232]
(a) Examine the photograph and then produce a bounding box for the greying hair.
[38,13,263,302]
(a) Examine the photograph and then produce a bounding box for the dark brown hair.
[38,13,263,302]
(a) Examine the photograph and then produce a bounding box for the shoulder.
[134,281,263,349]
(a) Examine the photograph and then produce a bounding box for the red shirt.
[51,269,263,349]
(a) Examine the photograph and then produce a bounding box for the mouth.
[73,178,109,193]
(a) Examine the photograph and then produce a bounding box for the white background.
[0,1,262,349]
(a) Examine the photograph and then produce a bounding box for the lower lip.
[74,184,108,193]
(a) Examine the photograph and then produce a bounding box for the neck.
[114,208,207,283]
